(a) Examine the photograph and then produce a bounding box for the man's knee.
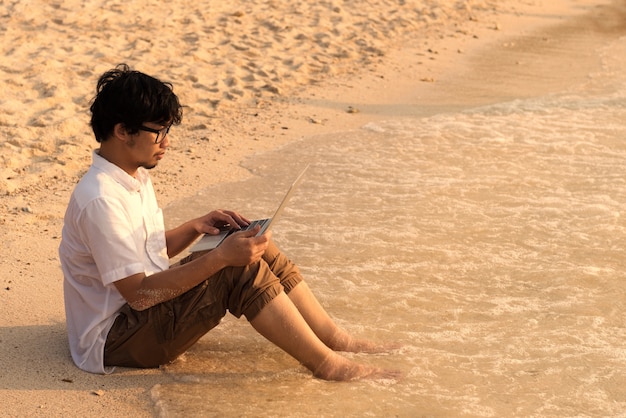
[221,261,282,319]
[262,243,303,293]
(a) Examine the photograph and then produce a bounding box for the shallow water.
[155,21,626,418]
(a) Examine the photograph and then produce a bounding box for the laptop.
[190,165,309,252]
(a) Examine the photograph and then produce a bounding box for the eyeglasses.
[138,124,171,144]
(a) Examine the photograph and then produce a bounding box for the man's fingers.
[233,225,261,237]
[220,210,250,228]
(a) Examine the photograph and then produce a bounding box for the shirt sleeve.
[78,196,146,285]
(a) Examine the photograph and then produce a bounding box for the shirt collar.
[92,150,148,192]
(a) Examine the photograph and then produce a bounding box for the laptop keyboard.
[244,218,269,230]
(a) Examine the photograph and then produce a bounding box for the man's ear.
[112,123,130,142]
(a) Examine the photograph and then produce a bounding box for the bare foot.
[312,352,402,381]
[327,331,401,354]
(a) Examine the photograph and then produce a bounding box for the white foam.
[155,34,626,418]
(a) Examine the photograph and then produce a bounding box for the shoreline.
[0,1,619,416]
[159,0,617,208]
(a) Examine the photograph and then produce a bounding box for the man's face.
[127,123,170,170]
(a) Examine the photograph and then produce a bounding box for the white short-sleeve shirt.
[59,150,170,374]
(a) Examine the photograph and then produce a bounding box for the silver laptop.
[190,165,309,252]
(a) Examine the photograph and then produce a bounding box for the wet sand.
[0,0,620,415]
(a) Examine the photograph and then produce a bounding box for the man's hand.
[166,208,251,259]
[214,225,271,266]
[195,209,251,235]
[117,220,271,311]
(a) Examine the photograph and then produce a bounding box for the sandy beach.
[1,0,622,416]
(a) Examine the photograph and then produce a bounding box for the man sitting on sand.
[59,64,397,381]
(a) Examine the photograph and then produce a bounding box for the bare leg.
[286,282,398,353]
[249,292,391,381]
[261,241,395,352]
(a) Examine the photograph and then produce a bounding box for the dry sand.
[0,0,616,415]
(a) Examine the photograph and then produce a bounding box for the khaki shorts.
[103,241,302,368]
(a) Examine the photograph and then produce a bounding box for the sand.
[0,0,616,415]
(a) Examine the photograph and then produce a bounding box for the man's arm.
[165,209,251,258]
[115,226,270,311]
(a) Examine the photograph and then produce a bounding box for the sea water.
[152,24,626,418]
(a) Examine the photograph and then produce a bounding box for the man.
[59,64,396,381]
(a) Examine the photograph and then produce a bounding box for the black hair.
[89,64,183,142]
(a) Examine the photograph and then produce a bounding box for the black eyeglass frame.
[138,124,171,144]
